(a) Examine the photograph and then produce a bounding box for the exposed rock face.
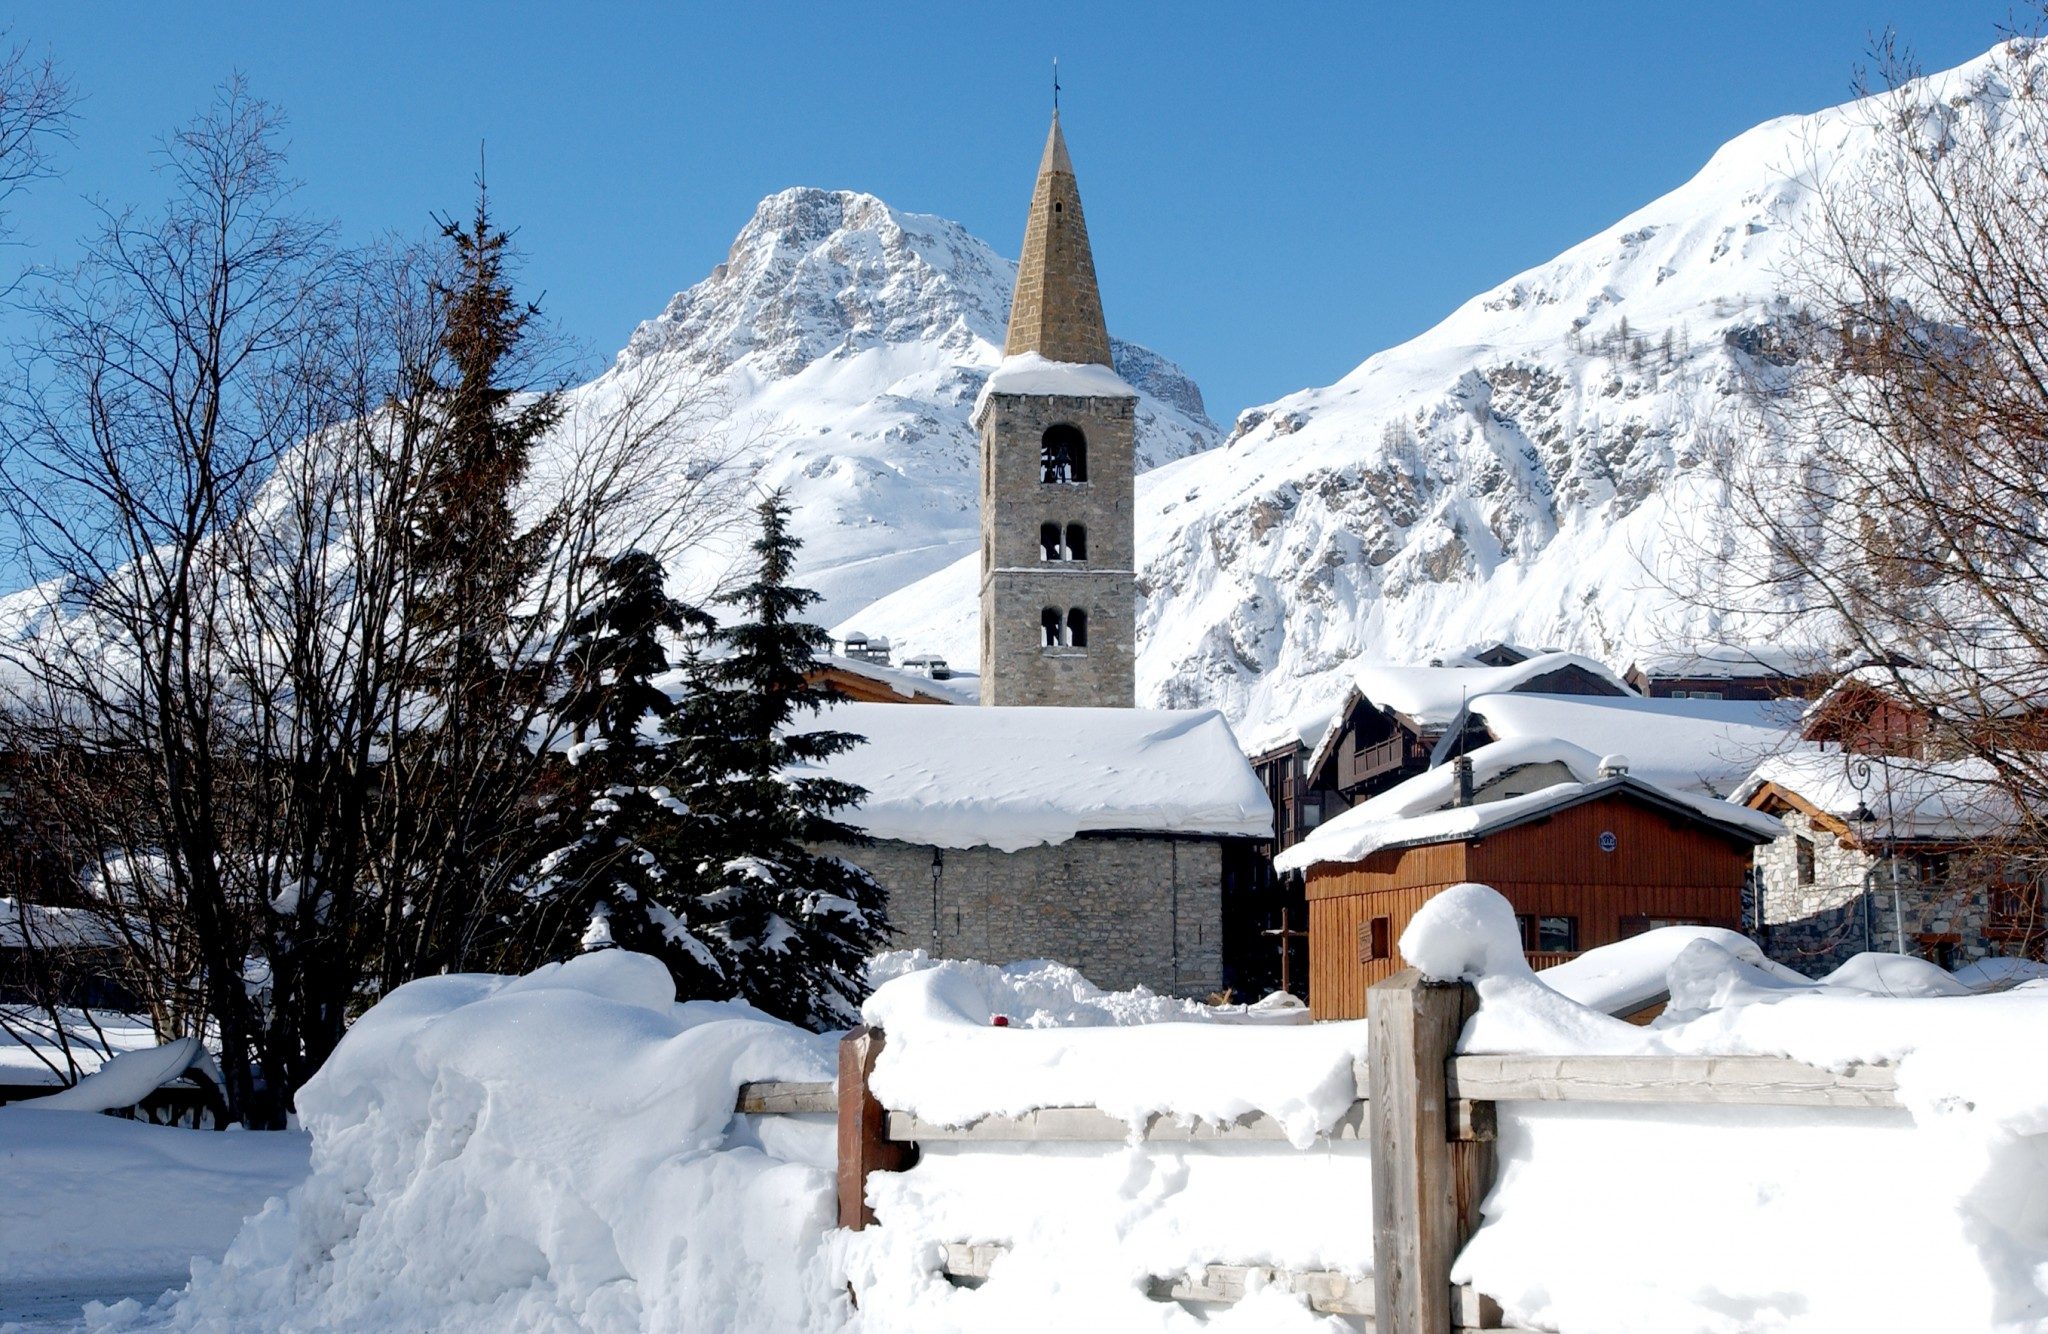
[604,187,1217,624]
[841,43,2038,736]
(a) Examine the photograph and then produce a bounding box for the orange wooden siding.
[1306,793,1750,1019]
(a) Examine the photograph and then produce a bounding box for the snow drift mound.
[1413,883,2048,1332]
[101,952,845,1333]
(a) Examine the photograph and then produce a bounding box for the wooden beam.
[735,1080,835,1115]
[1447,1053,1898,1109]
[1368,968,1474,1334]
[1146,1263,1373,1316]
[837,1026,915,1230]
[938,1243,1372,1317]
[886,1100,1370,1145]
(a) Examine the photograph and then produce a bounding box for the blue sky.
[0,2,2024,421]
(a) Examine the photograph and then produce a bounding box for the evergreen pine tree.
[519,551,717,976]
[657,490,890,1028]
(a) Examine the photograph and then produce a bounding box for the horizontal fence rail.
[1445,1053,1898,1109]
[728,977,1903,1332]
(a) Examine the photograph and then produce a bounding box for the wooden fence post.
[837,1024,913,1230]
[1369,968,1495,1332]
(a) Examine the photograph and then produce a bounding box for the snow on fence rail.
[732,970,1901,1333]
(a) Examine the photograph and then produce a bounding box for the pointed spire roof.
[1003,114,1114,367]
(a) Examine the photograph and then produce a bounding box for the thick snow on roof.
[1345,651,1632,730]
[803,702,1272,852]
[1441,691,1802,797]
[1805,662,2044,722]
[813,652,980,704]
[1627,645,1814,679]
[972,351,1137,420]
[1278,736,1780,873]
[0,897,116,950]
[1734,746,2015,840]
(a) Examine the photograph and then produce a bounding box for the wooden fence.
[733,968,1901,1332]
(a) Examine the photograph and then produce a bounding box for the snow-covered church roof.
[799,702,1272,853]
[1277,737,1781,873]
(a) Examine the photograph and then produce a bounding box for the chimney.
[1453,754,1475,807]
[1598,754,1631,780]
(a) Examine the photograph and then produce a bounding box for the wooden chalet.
[1276,743,1779,1019]
[1624,648,1817,702]
[804,653,978,707]
[1799,667,2048,759]
[1297,653,1631,822]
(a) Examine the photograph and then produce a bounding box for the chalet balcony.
[1339,734,1406,789]
[1525,950,1580,971]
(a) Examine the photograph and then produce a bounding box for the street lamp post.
[1846,755,1906,955]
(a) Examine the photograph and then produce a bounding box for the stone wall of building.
[1752,808,1999,975]
[978,390,1136,708]
[824,832,1224,997]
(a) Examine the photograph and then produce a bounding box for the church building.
[808,113,1274,998]
[977,113,1138,709]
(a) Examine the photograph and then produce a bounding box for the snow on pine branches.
[521,494,890,1030]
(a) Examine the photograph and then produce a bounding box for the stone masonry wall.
[979,390,1136,707]
[823,833,1223,998]
[1752,808,1999,975]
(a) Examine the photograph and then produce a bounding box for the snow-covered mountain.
[598,188,1216,625]
[844,43,2035,735]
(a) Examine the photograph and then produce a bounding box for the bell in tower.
[976,112,1137,709]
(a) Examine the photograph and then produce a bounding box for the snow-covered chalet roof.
[1733,747,2016,842]
[1803,663,2044,724]
[800,702,1272,852]
[1435,692,1802,798]
[1277,737,1781,873]
[1626,645,1815,681]
[1303,651,1634,779]
[810,652,980,705]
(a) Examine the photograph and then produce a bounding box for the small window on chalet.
[1517,914,1578,953]
[1795,836,1816,886]
[1040,607,1063,647]
[1916,851,1952,885]
[1065,523,1087,560]
[1358,915,1391,963]
[1040,424,1087,484]
[1066,607,1088,647]
[1040,522,1062,561]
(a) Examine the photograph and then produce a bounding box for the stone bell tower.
[977,113,1137,708]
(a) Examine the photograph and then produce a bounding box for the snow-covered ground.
[11,923,2034,1331]
[0,1111,309,1330]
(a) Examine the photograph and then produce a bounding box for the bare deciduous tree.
[1702,30,2048,945]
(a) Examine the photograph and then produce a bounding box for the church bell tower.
[977,113,1137,708]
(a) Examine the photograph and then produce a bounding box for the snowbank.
[101,951,847,1332]
[863,955,1366,1146]
[846,955,1375,1331]
[1404,883,2048,1331]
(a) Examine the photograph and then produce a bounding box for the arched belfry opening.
[977,112,1134,707]
[1040,424,1087,484]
